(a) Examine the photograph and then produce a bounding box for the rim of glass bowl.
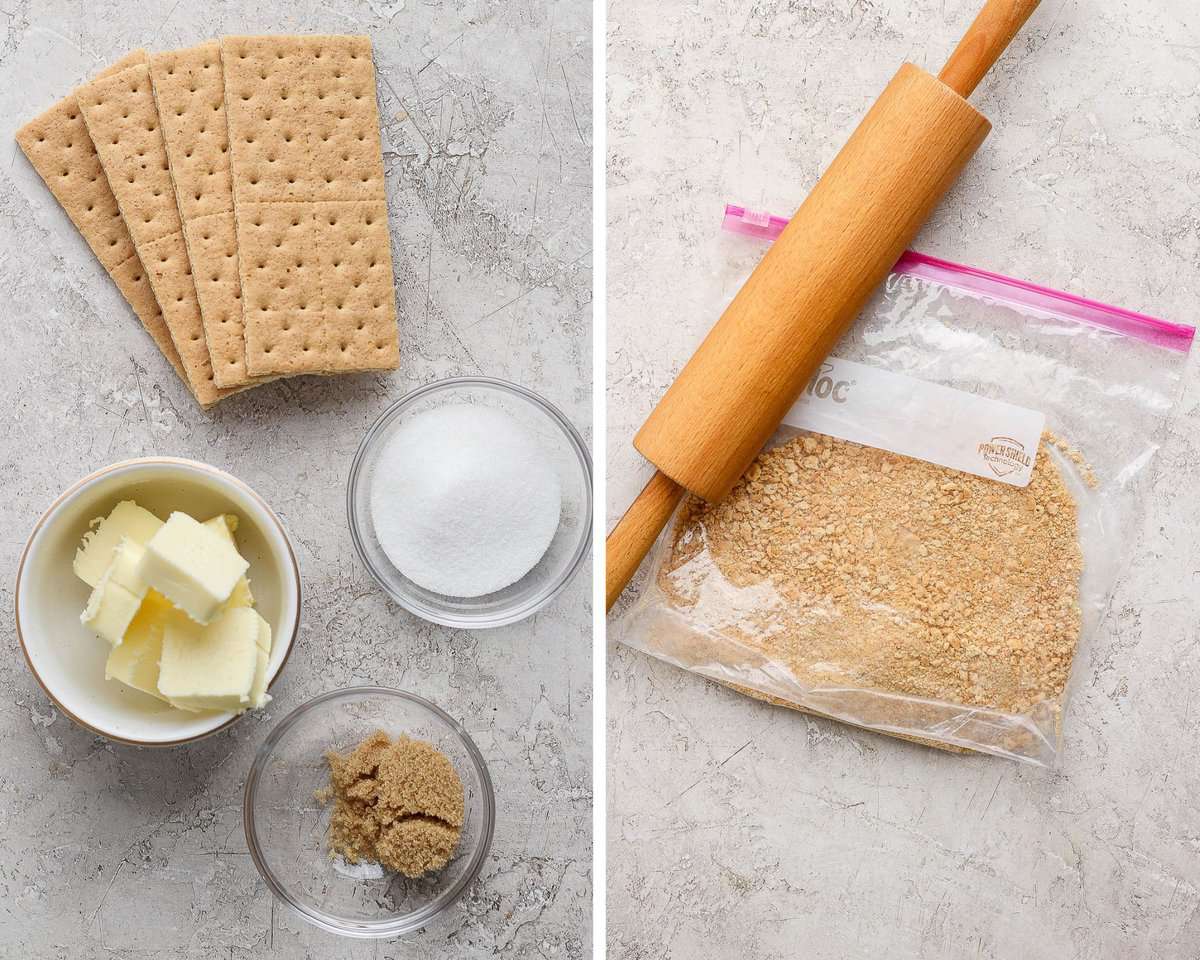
[243,686,497,939]
[346,376,593,628]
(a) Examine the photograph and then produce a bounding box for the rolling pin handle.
[938,0,1041,98]
[605,470,685,612]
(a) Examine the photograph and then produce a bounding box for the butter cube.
[104,591,175,701]
[157,606,262,713]
[139,512,249,624]
[80,539,150,646]
[74,500,162,588]
[202,514,254,609]
[249,615,273,709]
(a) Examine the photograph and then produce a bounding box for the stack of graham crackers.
[16,36,400,408]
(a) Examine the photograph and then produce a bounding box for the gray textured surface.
[0,1,591,957]
[607,1,1200,957]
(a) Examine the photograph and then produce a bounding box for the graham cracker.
[14,50,189,395]
[149,42,262,388]
[220,35,399,376]
[77,60,241,407]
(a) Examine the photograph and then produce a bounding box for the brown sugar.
[660,433,1084,718]
[318,730,465,878]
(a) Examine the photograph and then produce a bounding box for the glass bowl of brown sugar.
[243,686,495,938]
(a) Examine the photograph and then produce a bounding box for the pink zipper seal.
[723,203,1196,354]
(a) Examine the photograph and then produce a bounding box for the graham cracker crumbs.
[661,433,1084,716]
[1050,431,1098,488]
[318,730,464,878]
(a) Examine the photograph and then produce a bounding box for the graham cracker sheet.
[149,42,263,388]
[14,50,188,393]
[77,59,240,407]
[220,35,399,376]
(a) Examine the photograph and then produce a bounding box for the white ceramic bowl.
[15,458,301,745]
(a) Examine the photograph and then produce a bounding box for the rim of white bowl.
[346,376,593,628]
[14,457,302,747]
[242,685,496,939]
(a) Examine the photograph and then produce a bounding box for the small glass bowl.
[347,377,592,628]
[244,687,495,939]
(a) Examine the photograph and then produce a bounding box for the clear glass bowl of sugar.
[243,686,495,938]
[347,377,593,628]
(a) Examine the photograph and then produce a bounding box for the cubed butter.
[157,606,264,713]
[249,615,273,709]
[74,500,163,588]
[139,512,249,624]
[202,514,254,609]
[80,538,151,646]
[104,590,175,701]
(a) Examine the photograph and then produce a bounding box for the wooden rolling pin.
[607,0,1041,611]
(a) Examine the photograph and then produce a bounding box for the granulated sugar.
[371,404,561,597]
[661,432,1084,715]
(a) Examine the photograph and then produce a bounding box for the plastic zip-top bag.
[615,204,1194,766]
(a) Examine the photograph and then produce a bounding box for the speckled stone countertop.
[607,1,1200,957]
[0,1,591,957]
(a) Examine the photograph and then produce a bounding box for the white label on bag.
[781,357,1046,487]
